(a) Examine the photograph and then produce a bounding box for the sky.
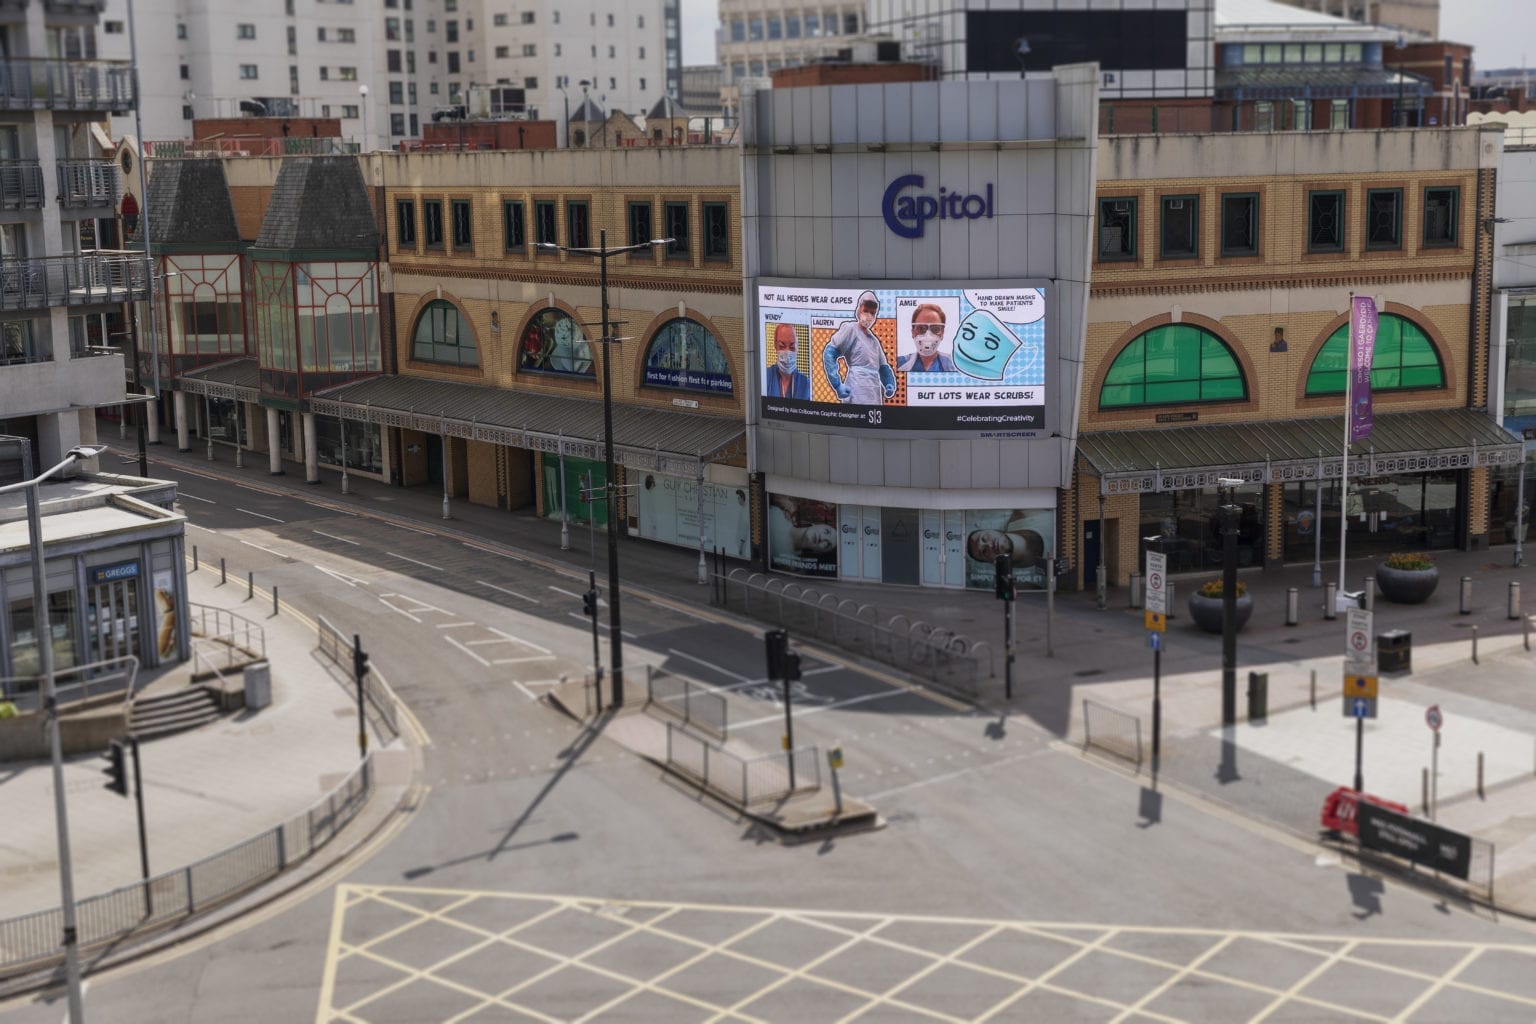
[676,0,1536,71]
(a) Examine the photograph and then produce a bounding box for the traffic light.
[783,650,802,683]
[764,629,788,679]
[994,554,1015,601]
[102,739,127,797]
[353,645,370,680]
[582,589,598,617]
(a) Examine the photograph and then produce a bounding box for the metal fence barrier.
[664,721,820,807]
[1082,698,1143,769]
[1,655,139,710]
[317,614,400,741]
[645,666,727,740]
[713,568,991,696]
[0,755,373,978]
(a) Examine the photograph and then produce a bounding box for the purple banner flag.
[1349,295,1377,442]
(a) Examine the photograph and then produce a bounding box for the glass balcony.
[56,159,117,208]
[0,159,44,210]
[44,0,108,13]
[0,60,134,112]
[0,251,150,312]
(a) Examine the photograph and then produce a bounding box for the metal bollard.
[1363,576,1375,612]
[1472,624,1479,664]
[273,586,279,617]
[1461,576,1473,615]
[1510,580,1521,621]
[1310,668,1316,709]
[193,546,198,571]
[1324,581,1338,619]
[1167,581,1176,619]
[1422,767,1429,814]
[1478,751,1485,798]
[220,557,226,584]
[1286,587,1299,626]
[1129,571,1143,609]
[247,571,254,600]
[1525,614,1531,652]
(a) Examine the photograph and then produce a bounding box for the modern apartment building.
[716,0,867,121]
[1271,0,1438,39]
[0,0,148,474]
[105,0,681,153]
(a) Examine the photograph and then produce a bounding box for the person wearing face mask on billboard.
[764,322,813,399]
[895,303,957,372]
[821,289,897,405]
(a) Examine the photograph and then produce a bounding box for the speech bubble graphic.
[962,288,1045,325]
[952,309,1021,381]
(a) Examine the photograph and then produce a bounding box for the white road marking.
[236,507,284,523]
[312,529,360,545]
[236,484,264,494]
[485,627,551,655]
[513,680,538,700]
[565,612,637,637]
[732,688,909,729]
[179,492,215,503]
[476,580,539,603]
[444,636,490,666]
[238,539,285,557]
[389,552,442,571]
[313,565,367,588]
[861,750,1044,801]
[436,622,476,629]
[665,648,752,683]
[392,524,434,537]
[548,585,583,600]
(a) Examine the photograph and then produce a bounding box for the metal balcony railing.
[44,0,108,13]
[143,136,349,158]
[56,158,117,207]
[0,160,44,210]
[0,250,150,312]
[0,59,134,112]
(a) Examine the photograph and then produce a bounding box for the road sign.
[1148,632,1161,651]
[1145,551,1167,618]
[1342,671,1378,699]
[1345,696,1377,719]
[1346,608,1374,660]
[1426,704,1443,732]
[1144,609,1166,632]
[828,746,844,769]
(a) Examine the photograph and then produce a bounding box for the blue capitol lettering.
[881,174,995,239]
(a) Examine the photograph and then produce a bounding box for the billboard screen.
[758,282,1048,433]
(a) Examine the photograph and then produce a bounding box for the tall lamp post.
[1,438,107,1023]
[1394,36,1406,127]
[358,84,370,152]
[536,230,673,706]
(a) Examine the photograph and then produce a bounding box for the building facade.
[716,0,869,123]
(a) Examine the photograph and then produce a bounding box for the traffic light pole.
[587,570,603,713]
[130,736,151,914]
[995,554,1014,700]
[353,633,367,760]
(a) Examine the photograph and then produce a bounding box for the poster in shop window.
[635,473,751,559]
[767,492,838,578]
[962,509,1055,591]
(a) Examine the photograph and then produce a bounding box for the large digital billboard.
[758,282,1048,433]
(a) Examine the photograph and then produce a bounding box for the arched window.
[411,300,477,366]
[1304,313,1444,395]
[641,317,733,394]
[1099,324,1246,409]
[519,308,593,376]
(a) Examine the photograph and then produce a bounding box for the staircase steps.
[130,686,222,740]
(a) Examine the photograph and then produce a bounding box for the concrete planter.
[1187,591,1253,634]
[1376,563,1438,604]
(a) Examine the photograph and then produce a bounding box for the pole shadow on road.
[1138,784,1162,828]
[1347,871,1384,919]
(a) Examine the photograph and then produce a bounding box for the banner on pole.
[1349,295,1378,442]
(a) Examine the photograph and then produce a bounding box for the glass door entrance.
[87,578,139,663]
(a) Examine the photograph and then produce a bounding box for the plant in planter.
[1186,578,1254,633]
[1376,551,1438,604]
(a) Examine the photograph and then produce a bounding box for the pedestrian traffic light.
[783,650,802,683]
[353,645,370,680]
[102,739,127,797]
[994,555,1015,601]
[764,629,788,679]
[582,589,598,617]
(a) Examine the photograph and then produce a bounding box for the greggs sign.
[881,174,996,239]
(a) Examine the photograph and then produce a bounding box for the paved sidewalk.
[0,561,397,920]
[83,432,1536,916]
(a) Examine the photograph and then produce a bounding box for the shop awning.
[178,357,260,403]
[1078,409,1523,496]
[310,375,746,478]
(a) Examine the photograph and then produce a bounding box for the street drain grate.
[1073,668,1104,678]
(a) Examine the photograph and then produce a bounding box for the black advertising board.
[1357,803,1472,880]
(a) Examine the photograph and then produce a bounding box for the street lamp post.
[536,230,672,706]
[1395,36,1406,128]
[358,84,370,152]
[1218,478,1242,727]
[557,82,570,148]
[0,438,107,1023]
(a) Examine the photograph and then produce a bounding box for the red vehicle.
[1320,786,1410,837]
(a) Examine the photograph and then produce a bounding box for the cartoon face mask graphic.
[952,309,1022,381]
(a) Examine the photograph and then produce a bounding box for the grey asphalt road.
[7,462,1536,1023]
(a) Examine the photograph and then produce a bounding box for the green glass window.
[411,299,477,366]
[1099,324,1246,409]
[1304,314,1444,395]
